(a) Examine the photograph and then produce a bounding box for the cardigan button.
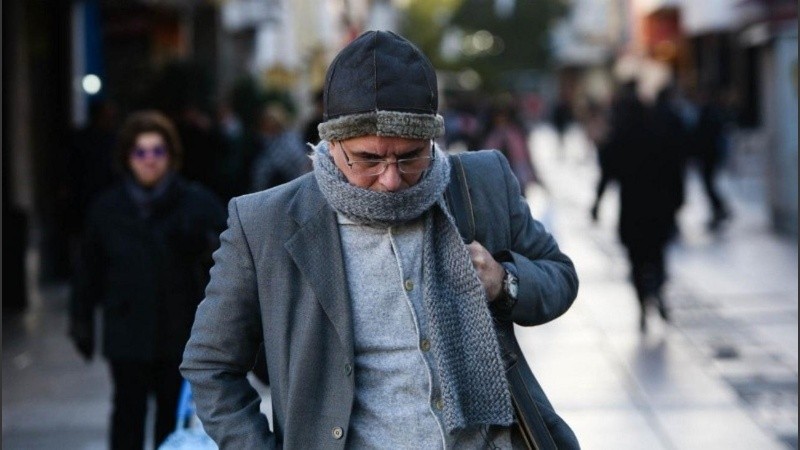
[332,426,344,439]
[404,279,414,291]
[344,363,352,376]
[420,339,431,352]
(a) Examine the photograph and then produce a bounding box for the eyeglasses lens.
[132,146,168,160]
[342,141,434,176]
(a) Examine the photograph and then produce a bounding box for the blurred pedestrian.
[69,110,226,450]
[181,30,579,448]
[229,75,270,184]
[211,100,247,203]
[441,93,482,152]
[302,89,324,145]
[691,87,732,231]
[551,93,573,156]
[652,85,691,236]
[595,81,682,332]
[174,103,227,196]
[483,100,542,195]
[66,99,120,236]
[63,98,121,281]
[250,102,311,192]
[590,80,638,221]
[583,98,613,222]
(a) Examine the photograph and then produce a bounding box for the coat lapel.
[284,177,354,359]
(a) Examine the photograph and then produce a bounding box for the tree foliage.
[399,0,567,90]
[397,0,464,62]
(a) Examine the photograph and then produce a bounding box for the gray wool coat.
[180,150,580,449]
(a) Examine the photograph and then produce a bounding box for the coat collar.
[284,176,354,359]
[122,173,183,219]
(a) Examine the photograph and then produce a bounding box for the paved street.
[520,124,797,449]
[2,124,797,449]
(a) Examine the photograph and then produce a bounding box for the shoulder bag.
[445,153,558,450]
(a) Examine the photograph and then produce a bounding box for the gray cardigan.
[180,150,579,449]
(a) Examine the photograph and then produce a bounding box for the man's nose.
[378,162,403,191]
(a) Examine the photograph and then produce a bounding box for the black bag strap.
[444,153,475,243]
[444,153,558,450]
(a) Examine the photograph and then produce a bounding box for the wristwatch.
[493,262,519,315]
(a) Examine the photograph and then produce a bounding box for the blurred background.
[2,0,797,449]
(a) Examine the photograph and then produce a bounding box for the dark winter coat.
[70,176,226,361]
[606,97,683,252]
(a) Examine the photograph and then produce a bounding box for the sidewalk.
[2,124,796,449]
[2,281,110,449]
[519,124,797,449]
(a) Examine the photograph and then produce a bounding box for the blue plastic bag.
[158,380,217,450]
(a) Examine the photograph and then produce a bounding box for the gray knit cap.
[318,30,445,142]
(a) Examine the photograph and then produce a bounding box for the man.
[181,30,579,449]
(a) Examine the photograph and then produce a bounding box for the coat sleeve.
[491,151,579,326]
[180,198,276,449]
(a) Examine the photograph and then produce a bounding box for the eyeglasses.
[338,140,434,177]
[131,145,168,160]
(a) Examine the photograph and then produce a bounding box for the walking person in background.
[65,99,120,236]
[652,84,691,238]
[64,99,121,273]
[583,98,613,222]
[692,87,732,231]
[302,89,325,145]
[483,99,542,196]
[590,81,637,224]
[181,30,580,448]
[69,110,226,450]
[551,92,573,158]
[594,81,683,332]
[174,102,226,194]
[250,102,312,192]
[212,100,247,203]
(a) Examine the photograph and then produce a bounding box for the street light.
[81,74,102,95]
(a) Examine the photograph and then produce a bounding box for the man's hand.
[467,241,505,302]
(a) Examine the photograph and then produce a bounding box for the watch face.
[505,272,519,300]
[508,276,519,298]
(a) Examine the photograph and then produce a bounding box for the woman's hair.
[115,110,183,174]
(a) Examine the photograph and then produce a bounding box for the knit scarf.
[313,141,513,433]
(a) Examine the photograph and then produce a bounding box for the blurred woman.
[69,110,226,449]
[482,102,541,195]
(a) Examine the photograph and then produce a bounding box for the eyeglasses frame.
[130,145,169,160]
[337,139,435,176]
